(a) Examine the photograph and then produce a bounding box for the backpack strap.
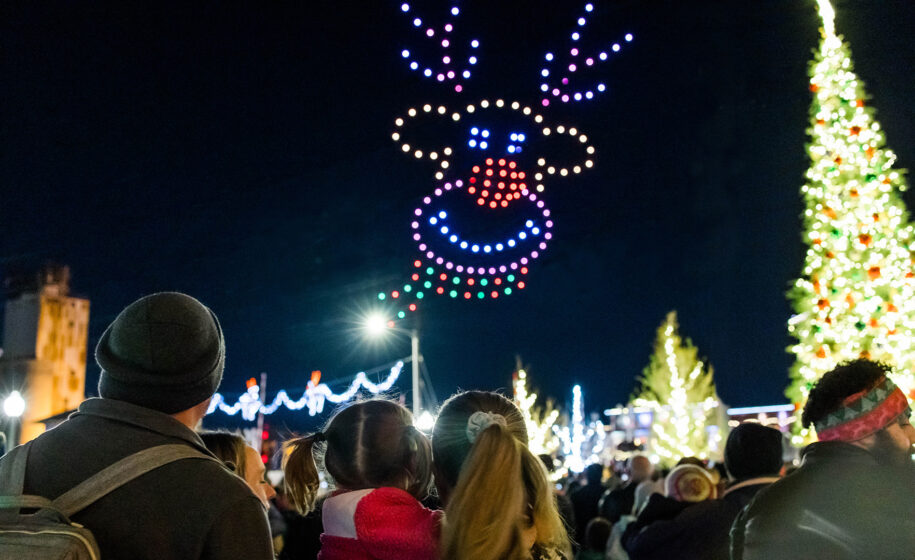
[0,441,33,497]
[51,444,220,518]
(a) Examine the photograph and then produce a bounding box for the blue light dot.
[545,53,554,61]
[471,39,479,48]
[586,91,594,99]
[572,32,580,41]
[451,6,459,15]
[469,56,477,64]
[540,84,549,92]
[508,239,516,247]
[508,145,516,153]
[462,70,470,78]
[480,141,488,149]
[404,284,412,292]
[519,232,527,240]
[532,227,541,235]
[440,226,449,234]
[541,69,549,77]
[496,244,504,251]
[585,3,594,11]
[413,17,421,26]
[439,211,446,218]
[516,147,522,153]
[424,69,432,77]
[578,17,586,26]
[612,44,620,52]
[450,235,458,243]
[483,245,491,253]
[401,49,410,58]
[401,3,410,12]
[597,83,606,91]
[472,245,480,253]
[471,127,479,135]
[468,139,477,148]
[510,133,517,141]
[599,52,608,60]
[429,217,438,225]
[481,129,489,138]
[518,133,525,141]
[410,61,419,70]
[525,220,534,227]
[378,293,386,300]
[625,33,634,41]
[416,291,424,299]
[460,241,468,249]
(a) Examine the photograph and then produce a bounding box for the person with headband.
[732,359,915,560]
[432,391,572,560]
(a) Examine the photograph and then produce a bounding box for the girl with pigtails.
[432,391,573,560]
[282,399,441,560]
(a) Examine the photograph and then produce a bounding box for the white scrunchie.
[466,411,508,443]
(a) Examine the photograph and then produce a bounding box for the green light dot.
[452,277,460,285]
[403,285,412,293]
[507,274,515,282]
[397,311,406,319]
[449,290,458,298]
[426,267,434,275]
[504,287,512,295]
[424,281,432,289]
[477,292,485,299]
[416,292,424,299]
[480,278,488,286]
[378,293,386,300]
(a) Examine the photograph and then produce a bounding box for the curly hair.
[801,359,891,428]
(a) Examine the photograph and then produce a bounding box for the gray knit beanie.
[96,292,225,414]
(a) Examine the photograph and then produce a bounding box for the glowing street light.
[3,391,25,418]
[362,313,422,417]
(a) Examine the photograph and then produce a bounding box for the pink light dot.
[570,48,579,56]
[426,28,434,37]
[444,23,453,32]
[562,77,569,85]
[423,197,432,204]
[537,200,545,208]
[436,257,444,264]
[586,58,594,65]
[443,56,451,64]
[456,265,464,272]
[569,64,577,72]
[546,220,553,227]
[561,94,570,102]
[539,242,547,249]
[488,267,496,275]
[411,221,419,228]
[434,188,443,195]
[543,210,550,216]
[446,262,454,269]
[437,74,445,81]
[414,208,422,216]
[542,99,550,106]
[441,39,450,47]
[511,263,518,270]
[413,233,421,241]
[521,258,529,265]
[419,243,427,251]
[529,194,536,201]
[468,267,475,274]
[532,251,539,258]
[454,84,462,92]
[446,70,455,78]
[455,179,463,186]
[552,88,560,96]
[544,233,553,240]
[426,251,434,258]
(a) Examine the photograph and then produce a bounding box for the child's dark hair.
[282,399,432,514]
[802,359,890,428]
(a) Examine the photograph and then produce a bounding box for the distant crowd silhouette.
[0,293,912,559]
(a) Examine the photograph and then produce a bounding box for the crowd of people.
[0,292,913,559]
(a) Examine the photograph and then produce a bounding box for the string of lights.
[398,2,479,93]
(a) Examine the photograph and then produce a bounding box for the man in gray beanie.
[5,292,273,559]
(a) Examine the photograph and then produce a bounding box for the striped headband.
[814,376,911,442]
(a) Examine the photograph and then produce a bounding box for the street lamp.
[363,314,422,417]
[3,390,25,448]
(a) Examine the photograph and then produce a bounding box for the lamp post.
[3,390,26,448]
[364,314,422,417]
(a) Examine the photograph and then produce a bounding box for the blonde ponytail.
[441,423,528,560]
[282,433,324,514]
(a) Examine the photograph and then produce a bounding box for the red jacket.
[318,487,442,560]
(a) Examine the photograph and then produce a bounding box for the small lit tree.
[633,311,723,467]
[512,362,560,456]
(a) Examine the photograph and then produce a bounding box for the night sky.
[3,1,915,431]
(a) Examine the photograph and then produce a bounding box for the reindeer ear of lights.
[399,2,480,93]
[382,1,632,319]
[539,2,633,107]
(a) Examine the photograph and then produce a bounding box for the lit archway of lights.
[539,2,634,107]
[399,2,480,93]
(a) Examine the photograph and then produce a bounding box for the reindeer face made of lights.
[379,1,633,318]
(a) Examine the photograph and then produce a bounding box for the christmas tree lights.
[512,367,560,456]
[787,0,915,419]
[539,2,634,107]
[555,384,605,473]
[633,312,723,467]
[207,362,404,420]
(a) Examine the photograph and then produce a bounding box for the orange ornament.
[907,272,915,279]
[810,83,820,92]
[834,156,843,165]
[856,99,864,107]
[850,189,859,197]
[850,126,861,135]
[868,266,881,280]
[816,347,827,359]
[887,303,898,313]
[866,147,875,160]
[823,207,838,219]
[817,298,830,309]
[858,233,871,246]
[845,293,855,308]
[859,350,871,359]
[869,318,879,328]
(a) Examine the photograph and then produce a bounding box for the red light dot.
[499,169,507,177]
[495,278,502,285]
[491,291,498,298]
[262,430,270,440]
[484,179,491,187]
[509,161,517,169]
[440,273,447,281]
[414,260,422,267]
[518,171,526,179]
[412,273,420,281]
[464,292,471,299]
[468,186,477,194]
[486,169,494,177]
[498,158,506,166]
[477,199,485,205]
[486,158,494,165]
[495,192,502,200]
[409,303,417,311]
[498,181,505,189]
[520,267,528,275]
[518,282,526,289]
[436,287,445,294]
[469,177,477,184]
[482,190,489,197]
[472,165,481,173]
[489,201,497,208]
[510,171,518,179]
[387,320,396,328]
[261,454,269,464]
[501,201,508,207]
[468,278,475,286]
[392,290,400,298]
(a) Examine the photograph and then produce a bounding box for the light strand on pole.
[207,361,404,421]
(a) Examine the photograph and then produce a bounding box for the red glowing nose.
[467,158,528,208]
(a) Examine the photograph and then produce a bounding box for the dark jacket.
[598,481,638,524]
[619,478,776,560]
[731,441,915,560]
[11,398,274,559]
[570,482,606,542]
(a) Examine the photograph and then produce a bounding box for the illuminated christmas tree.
[787,0,915,412]
[512,363,560,456]
[633,311,722,467]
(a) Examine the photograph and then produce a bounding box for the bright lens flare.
[364,313,389,337]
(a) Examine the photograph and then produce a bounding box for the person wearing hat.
[731,359,915,560]
[3,292,274,559]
